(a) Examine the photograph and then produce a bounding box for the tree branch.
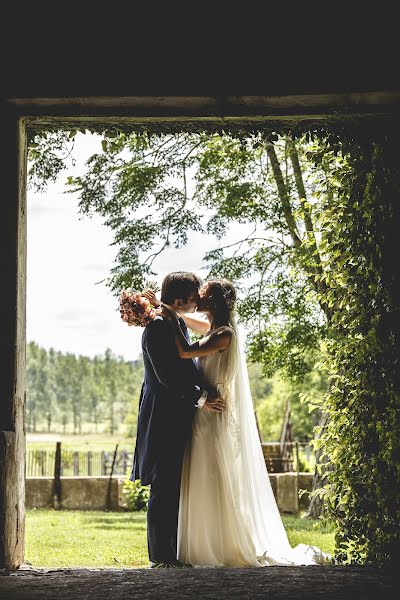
[265,142,302,248]
[266,140,332,322]
[286,138,332,320]
[209,233,283,256]
[286,138,314,234]
[143,222,171,268]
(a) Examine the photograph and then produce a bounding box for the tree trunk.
[73,407,78,434]
[265,140,334,519]
[265,142,301,247]
[109,400,115,435]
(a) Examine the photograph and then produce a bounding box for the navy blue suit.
[130,315,203,564]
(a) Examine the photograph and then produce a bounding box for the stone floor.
[0,565,398,600]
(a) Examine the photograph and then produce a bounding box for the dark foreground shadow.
[0,565,398,600]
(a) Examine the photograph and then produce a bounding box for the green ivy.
[308,127,400,565]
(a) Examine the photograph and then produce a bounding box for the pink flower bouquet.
[119,289,157,327]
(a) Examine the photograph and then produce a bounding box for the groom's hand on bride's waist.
[204,394,226,413]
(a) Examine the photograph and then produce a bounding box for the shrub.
[122,479,150,511]
[297,452,313,473]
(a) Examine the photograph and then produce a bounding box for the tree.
[29,130,331,492]
[29,131,327,374]
[26,342,41,432]
[26,341,145,435]
[64,131,332,517]
[46,347,58,432]
[88,356,105,432]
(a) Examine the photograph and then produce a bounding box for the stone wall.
[26,473,314,514]
[26,477,123,511]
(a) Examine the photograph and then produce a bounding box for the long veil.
[227,312,331,565]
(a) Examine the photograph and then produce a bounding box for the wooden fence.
[26,441,314,478]
[26,447,134,477]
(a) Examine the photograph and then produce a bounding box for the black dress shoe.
[149,561,170,568]
[171,559,193,568]
[149,560,192,569]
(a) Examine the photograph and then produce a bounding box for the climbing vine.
[306,124,400,565]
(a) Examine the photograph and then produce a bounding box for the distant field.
[26,432,135,452]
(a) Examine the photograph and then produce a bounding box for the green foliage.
[257,364,327,442]
[296,451,314,473]
[304,129,400,565]
[28,130,78,192]
[26,342,144,435]
[28,130,327,382]
[122,479,150,511]
[246,363,273,405]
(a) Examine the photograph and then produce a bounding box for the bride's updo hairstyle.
[206,279,236,324]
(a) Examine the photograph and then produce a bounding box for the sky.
[27,133,250,362]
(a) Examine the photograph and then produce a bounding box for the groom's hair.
[161,272,202,305]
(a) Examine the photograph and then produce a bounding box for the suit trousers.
[147,465,182,564]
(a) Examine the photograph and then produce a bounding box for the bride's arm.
[164,308,232,358]
[180,313,210,336]
[141,290,211,336]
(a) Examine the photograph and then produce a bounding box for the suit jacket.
[131,315,203,485]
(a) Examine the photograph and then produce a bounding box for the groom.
[130,271,225,568]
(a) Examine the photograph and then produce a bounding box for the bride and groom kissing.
[130,272,330,568]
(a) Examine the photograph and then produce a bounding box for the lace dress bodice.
[198,326,236,398]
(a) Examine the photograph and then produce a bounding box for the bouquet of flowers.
[119,282,160,327]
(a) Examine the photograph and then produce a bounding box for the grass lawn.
[25,509,335,568]
[26,509,149,568]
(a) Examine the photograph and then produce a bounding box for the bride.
[148,278,331,567]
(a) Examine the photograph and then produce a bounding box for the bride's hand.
[141,289,160,308]
[160,303,176,316]
[161,305,178,322]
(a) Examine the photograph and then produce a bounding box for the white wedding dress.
[177,314,331,567]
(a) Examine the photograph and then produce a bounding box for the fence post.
[106,444,119,510]
[101,451,106,475]
[53,442,62,510]
[122,450,127,475]
[87,451,92,476]
[40,450,45,476]
[73,451,79,476]
[295,441,300,474]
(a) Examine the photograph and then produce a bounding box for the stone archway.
[1,93,400,569]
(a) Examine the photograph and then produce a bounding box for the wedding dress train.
[177,315,331,567]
